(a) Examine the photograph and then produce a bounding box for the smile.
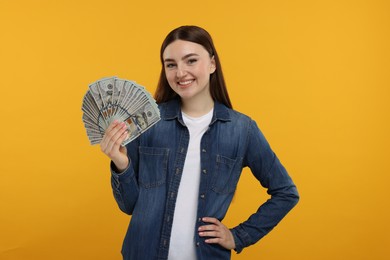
[177,80,194,86]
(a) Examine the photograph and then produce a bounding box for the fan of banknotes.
[82,76,160,145]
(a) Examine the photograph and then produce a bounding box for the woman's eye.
[165,63,176,68]
[187,59,197,65]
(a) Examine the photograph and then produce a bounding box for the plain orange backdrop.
[1,0,389,259]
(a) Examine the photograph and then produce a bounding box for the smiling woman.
[1,0,389,259]
[162,40,216,115]
[155,25,232,112]
[99,25,299,260]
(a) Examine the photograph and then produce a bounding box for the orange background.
[1,0,389,259]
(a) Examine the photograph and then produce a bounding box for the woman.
[100,25,299,260]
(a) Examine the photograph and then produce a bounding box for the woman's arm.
[231,120,299,253]
[101,121,140,215]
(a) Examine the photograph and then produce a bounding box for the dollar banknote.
[81,76,160,145]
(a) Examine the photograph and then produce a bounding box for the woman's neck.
[181,95,214,117]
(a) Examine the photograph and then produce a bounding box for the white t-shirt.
[168,109,213,260]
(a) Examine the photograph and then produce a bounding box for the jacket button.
[200,194,205,199]
[202,169,207,174]
[196,242,200,246]
[202,148,206,153]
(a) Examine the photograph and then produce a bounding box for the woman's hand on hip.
[198,217,236,250]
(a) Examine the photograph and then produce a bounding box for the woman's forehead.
[163,40,208,59]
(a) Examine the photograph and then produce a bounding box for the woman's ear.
[210,56,216,74]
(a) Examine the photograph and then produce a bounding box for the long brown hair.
[154,25,232,109]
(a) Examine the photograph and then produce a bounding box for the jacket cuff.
[110,159,133,187]
[230,225,252,254]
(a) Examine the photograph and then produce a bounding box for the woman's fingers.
[198,217,236,250]
[104,123,128,155]
[100,120,120,150]
[101,121,126,153]
[99,121,129,171]
[201,217,219,224]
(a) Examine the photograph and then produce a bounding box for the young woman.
[100,25,299,260]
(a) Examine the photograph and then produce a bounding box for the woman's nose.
[176,65,187,78]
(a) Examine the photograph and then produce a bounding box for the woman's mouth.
[177,79,194,86]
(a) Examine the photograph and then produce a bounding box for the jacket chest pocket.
[212,155,243,194]
[138,146,169,189]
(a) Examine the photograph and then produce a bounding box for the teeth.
[178,80,193,85]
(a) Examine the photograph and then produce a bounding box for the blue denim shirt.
[111,98,299,260]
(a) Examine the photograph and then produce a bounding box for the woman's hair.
[154,25,232,108]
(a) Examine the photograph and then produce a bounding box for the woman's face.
[162,40,216,102]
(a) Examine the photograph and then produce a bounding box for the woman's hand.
[198,217,236,250]
[100,120,129,172]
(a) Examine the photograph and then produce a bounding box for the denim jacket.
[111,98,299,260]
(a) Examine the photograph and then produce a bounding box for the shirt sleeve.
[231,119,299,253]
[110,138,141,215]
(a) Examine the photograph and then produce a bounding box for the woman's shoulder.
[224,105,253,124]
[156,98,181,118]
[230,108,251,119]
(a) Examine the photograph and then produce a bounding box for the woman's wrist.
[113,157,129,173]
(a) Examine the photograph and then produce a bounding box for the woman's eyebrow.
[181,53,199,60]
[164,53,199,62]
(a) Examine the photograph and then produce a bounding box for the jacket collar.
[160,97,231,124]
